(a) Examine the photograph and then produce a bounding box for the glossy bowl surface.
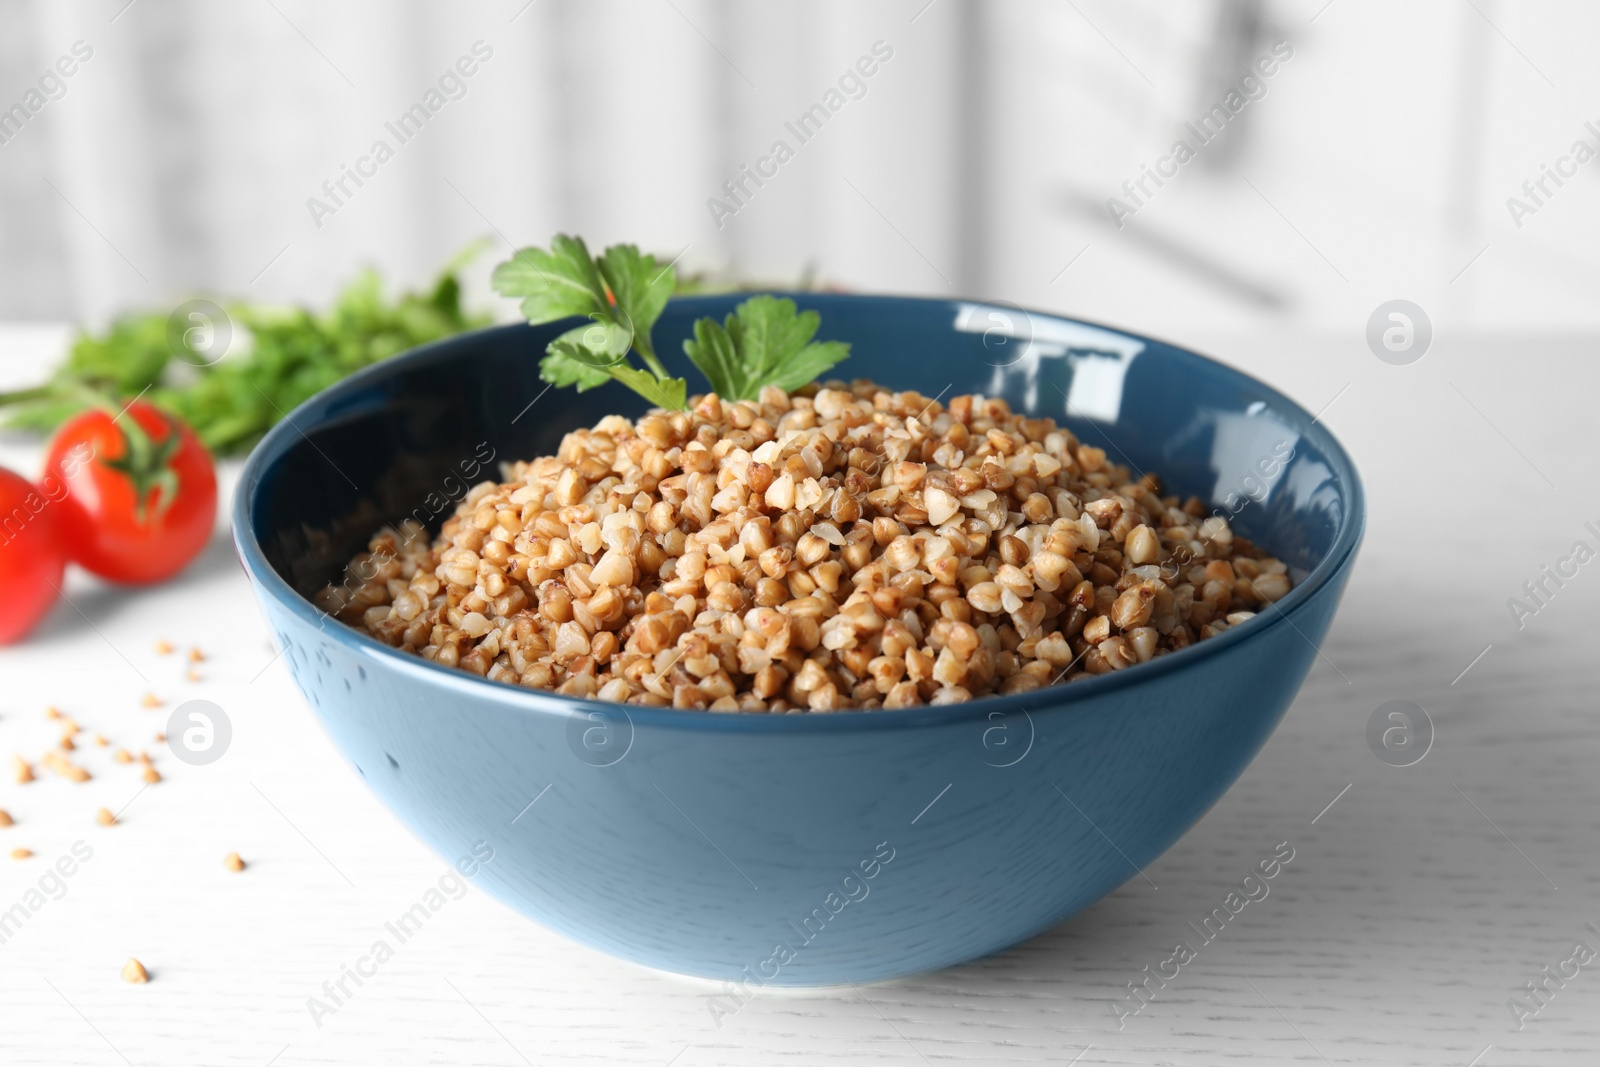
[234,294,1363,986]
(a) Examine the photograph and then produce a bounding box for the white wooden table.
[1,323,1595,1066]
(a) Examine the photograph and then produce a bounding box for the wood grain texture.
[1,330,1595,1065]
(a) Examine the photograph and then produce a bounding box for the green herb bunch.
[3,260,490,456]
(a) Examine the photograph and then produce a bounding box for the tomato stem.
[59,384,183,527]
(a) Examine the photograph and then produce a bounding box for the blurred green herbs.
[3,256,491,456]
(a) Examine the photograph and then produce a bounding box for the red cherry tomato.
[45,400,217,584]
[0,466,67,643]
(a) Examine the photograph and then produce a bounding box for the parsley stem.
[0,384,57,407]
[626,331,670,380]
[635,348,670,380]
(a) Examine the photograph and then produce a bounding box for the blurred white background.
[2,0,1596,336]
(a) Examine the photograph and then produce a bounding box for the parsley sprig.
[492,235,849,410]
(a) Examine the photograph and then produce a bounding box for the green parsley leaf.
[684,295,851,401]
[490,234,609,325]
[539,345,614,391]
[496,236,688,410]
[758,337,851,395]
[596,244,674,369]
[681,315,746,400]
[608,365,687,411]
[555,319,635,365]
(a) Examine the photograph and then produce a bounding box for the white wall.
[1,0,1597,341]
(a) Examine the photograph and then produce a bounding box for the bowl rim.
[233,292,1365,734]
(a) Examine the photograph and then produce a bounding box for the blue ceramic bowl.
[234,294,1362,986]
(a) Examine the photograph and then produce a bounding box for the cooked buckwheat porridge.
[318,382,1291,712]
